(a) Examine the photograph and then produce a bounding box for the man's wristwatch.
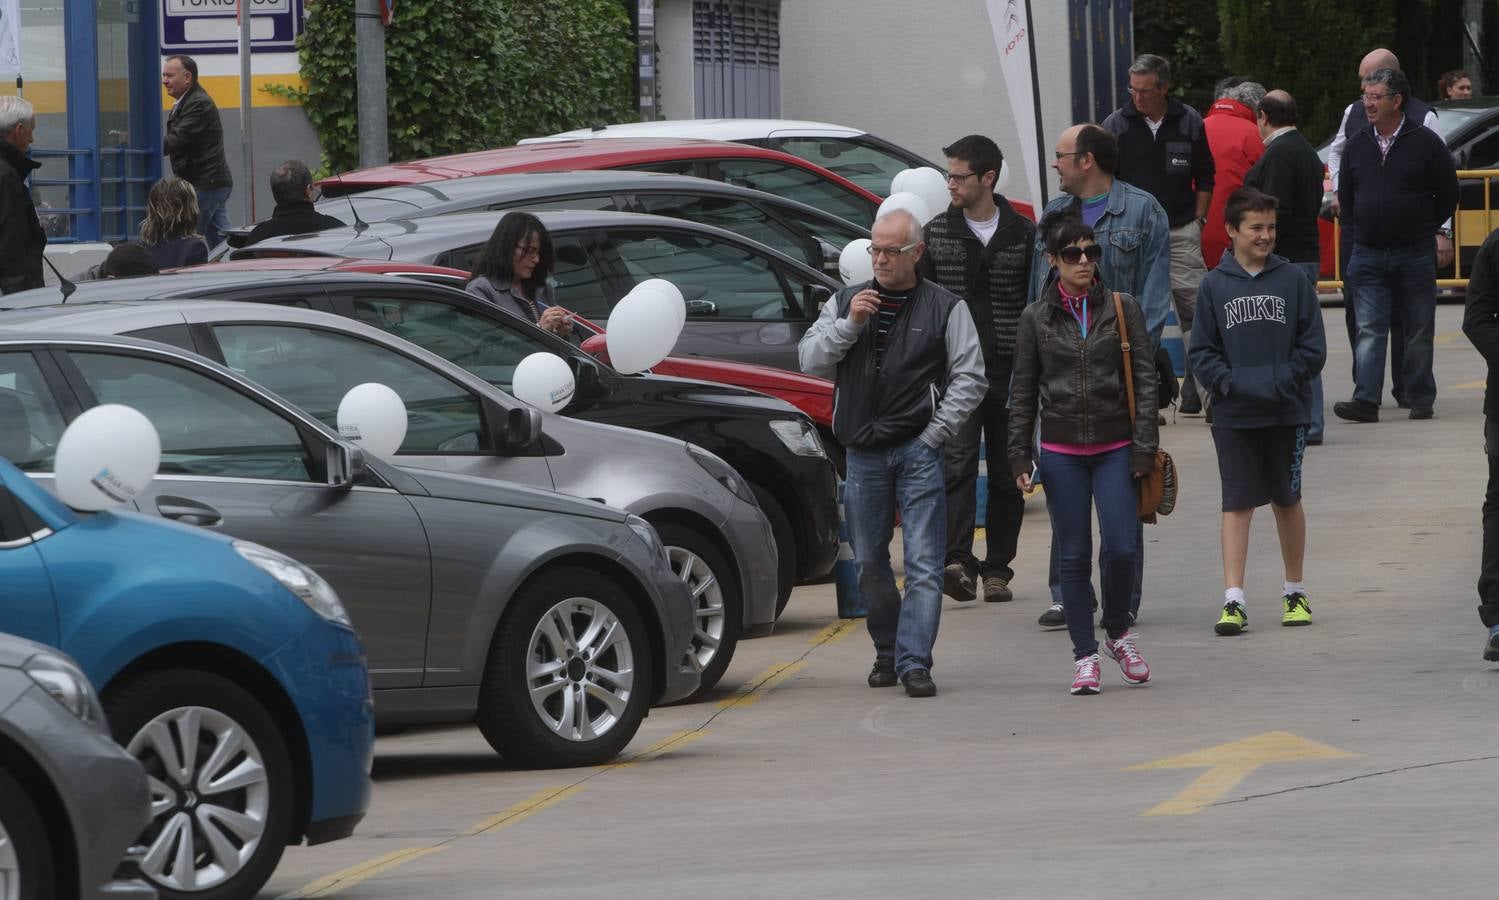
[1437,226,1453,239]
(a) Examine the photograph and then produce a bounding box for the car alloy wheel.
[526,595,637,741]
[654,523,741,701]
[0,768,53,900]
[668,544,725,673]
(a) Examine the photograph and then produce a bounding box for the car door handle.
[156,496,223,527]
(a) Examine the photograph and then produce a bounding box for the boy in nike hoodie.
[1190,187,1327,636]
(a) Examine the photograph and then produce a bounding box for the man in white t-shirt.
[918,135,1036,605]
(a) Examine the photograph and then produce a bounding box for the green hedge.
[274,1,637,173]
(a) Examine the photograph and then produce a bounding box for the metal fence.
[33,146,154,244]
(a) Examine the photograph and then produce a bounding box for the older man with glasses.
[0,95,45,295]
[800,209,986,698]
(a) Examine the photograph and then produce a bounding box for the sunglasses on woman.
[1057,244,1103,264]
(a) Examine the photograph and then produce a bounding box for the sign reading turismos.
[160,0,305,54]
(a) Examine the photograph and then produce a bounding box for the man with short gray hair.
[242,159,345,247]
[0,95,45,294]
[800,209,986,698]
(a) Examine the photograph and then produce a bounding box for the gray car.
[0,331,700,767]
[0,634,156,900]
[0,301,777,696]
[228,208,842,372]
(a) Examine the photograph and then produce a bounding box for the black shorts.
[1211,424,1307,511]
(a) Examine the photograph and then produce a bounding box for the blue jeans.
[844,437,946,678]
[1292,261,1326,440]
[196,187,233,249]
[1039,447,1138,659]
[1347,241,1437,410]
[1047,506,1143,616]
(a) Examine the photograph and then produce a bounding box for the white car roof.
[521,119,869,145]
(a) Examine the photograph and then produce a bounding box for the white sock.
[1225,587,1245,607]
[1284,581,1306,596]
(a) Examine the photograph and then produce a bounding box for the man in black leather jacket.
[163,55,233,247]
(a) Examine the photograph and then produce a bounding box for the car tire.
[653,522,742,700]
[477,566,653,768]
[104,670,293,900]
[749,485,797,620]
[0,767,54,900]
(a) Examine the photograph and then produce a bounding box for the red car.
[315,137,884,228]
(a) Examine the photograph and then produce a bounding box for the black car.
[3,270,839,616]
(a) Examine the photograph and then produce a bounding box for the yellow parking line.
[809,618,861,646]
[465,784,586,836]
[1451,379,1486,390]
[607,729,709,769]
[716,660,807,710]
[280,846,449,898]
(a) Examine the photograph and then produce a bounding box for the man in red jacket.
[1202,78,1266,269]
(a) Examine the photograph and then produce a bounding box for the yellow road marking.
[1451,379,1486,390]
[716,660,807,710]
[1434,331,1464,347]
[607,729,709,769]
[809,618,862,646]
[1127,731,1357,816]
[280,846,448,898]
[465,785,585,836]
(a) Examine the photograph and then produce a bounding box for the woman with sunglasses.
[467,211,574,338]
[1008,209,1158,694]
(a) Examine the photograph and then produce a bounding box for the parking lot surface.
[260,304,1496,898]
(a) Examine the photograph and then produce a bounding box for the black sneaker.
[868,657,897,688]
[1334,400,1379,423]
[1409,407,1434,420]
[943,562,977,602]
[901,668,936,697]
[1038,602,1066,628]
[1485,627,1499,662]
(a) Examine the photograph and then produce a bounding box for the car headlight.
[25,652,108,732]
[626,514,668,564]
[686,443,757,505]
[234,541,353,627]
[769,418,827,458]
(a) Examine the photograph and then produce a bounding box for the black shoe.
[901,668,936,697]
[1333,400,1379,423]
[868,658,897,688]
[942,562,977,602]
[1307,435,1323,446]
[1179,398,1203,415]
[1485,629,1499,662]
[982,574,1014,603]
[1038,603,1066,628]
[1409,407,1434,420]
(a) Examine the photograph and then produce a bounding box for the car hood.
[395,465,629,522]
[638,373,803,416]
[652,356,834,397]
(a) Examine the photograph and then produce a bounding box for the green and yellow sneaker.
[1214,602,1247,636]
[1282,592,1313,626]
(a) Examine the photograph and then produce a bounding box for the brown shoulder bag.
[1112,292,1178,523]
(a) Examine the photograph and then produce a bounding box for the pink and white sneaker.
[1071,654,1102,695]
[1103,631,1151,684]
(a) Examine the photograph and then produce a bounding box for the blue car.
[0,458,373,900]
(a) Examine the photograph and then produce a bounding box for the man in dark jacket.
[1334,68,1459,423]
[1104,53,1216,414]
[1244,89,1326,443]
[1190,188,1326,637]
[1461,228,1499,661]
[919,134,1033,605]
[0,96,45,295]
[163,55,233,247]
[242,160,345,247]
[800,209,986,698]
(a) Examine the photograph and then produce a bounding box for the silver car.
[0,301,777,696]
[0,634,156,900]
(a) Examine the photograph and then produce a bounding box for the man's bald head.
[1359,48,1400,78]
[1257,89,1298,132]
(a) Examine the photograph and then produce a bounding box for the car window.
[442,235,613,321]
[608,229,795,320]
[1464,126,1499,170]
[69,352,313,481]
[351,297,549,393]
[711,158,875,227]
[212,324,493,454]
[0,352,69,472]
[634,192,812,264]
[770,137,911,196]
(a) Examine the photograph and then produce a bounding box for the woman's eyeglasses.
[1057,244,1103,264]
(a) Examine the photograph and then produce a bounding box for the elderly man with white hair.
[0,95,45,294]
[799,208,986,698]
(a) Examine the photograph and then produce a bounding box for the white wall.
[778,0,1074,207]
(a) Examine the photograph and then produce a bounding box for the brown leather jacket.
[1006,281,1159,476]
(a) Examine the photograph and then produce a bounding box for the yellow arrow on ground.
[1126,731,1358,816]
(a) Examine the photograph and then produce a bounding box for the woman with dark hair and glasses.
[466,211,574,337]
[1008,209,1158,695]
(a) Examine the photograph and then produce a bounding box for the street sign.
[160,0,304,54]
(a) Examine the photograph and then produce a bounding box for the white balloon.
[635,278,686,331]
[904,167,952,222]
[337,383,408,459]
[838,238,874,286]
[512,352,576,413]
[890,167,916,196]
[54,405,161,511]
[877,191,932,226]
[607,286,682,374]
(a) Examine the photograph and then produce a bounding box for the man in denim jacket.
[1027,123,1172,630]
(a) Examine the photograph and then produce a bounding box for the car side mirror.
[804,283,834,318]
[580,332,610,362]
[486,399,544,455]
[816,238,842,277]
[568,355,607,400]
[327,442,369,491]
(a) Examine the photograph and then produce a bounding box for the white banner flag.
[0,0,21,77]
[986,0,1044,211]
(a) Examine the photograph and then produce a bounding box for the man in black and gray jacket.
[919,134,1034,605]
[800,209,986,699]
